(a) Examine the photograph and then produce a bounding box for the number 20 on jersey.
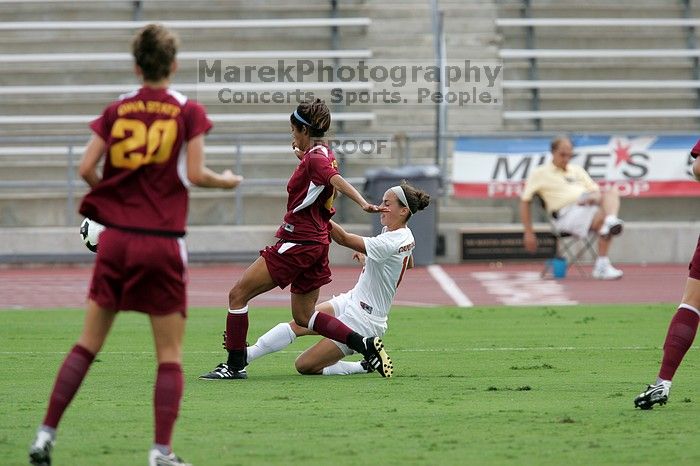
[110,118,177,169]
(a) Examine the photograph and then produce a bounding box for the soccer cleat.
[28,430,54,466]
[199,363,247,380]
[362,337,393,378]
[592,263,623,280]
[634,380,671,410]
[149,449,192,466]
[360,359,375,374]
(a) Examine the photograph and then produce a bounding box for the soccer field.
[3,304,700,466]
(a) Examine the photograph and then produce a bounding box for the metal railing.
[0,132,416,227]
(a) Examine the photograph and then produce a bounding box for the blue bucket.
[547,256,568,279]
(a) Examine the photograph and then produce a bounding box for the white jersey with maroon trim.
[348,226,415,321]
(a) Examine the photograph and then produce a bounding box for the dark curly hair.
[290,98,331,137]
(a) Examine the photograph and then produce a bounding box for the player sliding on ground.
[200,99,394,381]
[244,184,429,376]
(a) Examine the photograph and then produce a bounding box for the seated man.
[520,136,624,280]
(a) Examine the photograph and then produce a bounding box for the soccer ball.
[79,218,105,253]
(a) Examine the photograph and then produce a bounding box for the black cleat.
[634,381,671,410]
[199,363,247,380]
[360,359,375,373]
[362,337,393,378]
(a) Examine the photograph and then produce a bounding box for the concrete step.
[503,61,696,80]
[0,119,376,138]
[0,180,382,227]
[505,118,700,132]
[498,0,686,17]
[2,221,698,265]
[0,157,404,182]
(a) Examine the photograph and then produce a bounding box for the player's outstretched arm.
[329,174,388,213]
[329,220,366,254]
[78,135,106,188]
[186,134,243,189]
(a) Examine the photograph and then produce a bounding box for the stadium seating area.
[497,0,700,131]
[0,0,698,263]
[0,0,498,232]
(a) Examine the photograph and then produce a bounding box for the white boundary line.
[427,264,473,307]
[0,346,664,355]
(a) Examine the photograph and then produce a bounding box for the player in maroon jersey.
[29,24,241,466]
[634,143,700,409]
[200,99,394,381]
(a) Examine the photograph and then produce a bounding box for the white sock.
[655,377,672,386]
[38,425,56,438]
[595,256,609,268]
[307,311,319,331]
[322,360,367,376]
[152,444,170,455]
[246,323,296,363]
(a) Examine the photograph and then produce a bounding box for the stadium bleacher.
[496,0,700,131]
[0,0,698,265]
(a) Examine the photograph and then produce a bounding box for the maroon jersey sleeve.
[89,104,116,141]
[692,139,700,159]
[305,150,339,186]
[183,101,213,141]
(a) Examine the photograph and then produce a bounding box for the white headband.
[390,185,415,214]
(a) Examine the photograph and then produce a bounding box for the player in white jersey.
[242,181,430,376]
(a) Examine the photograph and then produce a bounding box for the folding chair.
[533,195,599,278]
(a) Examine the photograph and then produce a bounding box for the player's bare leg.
[201,257,276,380]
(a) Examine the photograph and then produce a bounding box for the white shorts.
[553,204,598,238]
[328,292,388,356]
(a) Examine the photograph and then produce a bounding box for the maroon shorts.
[689,234,700,280]
[89,228,188,317]
[260,240,331,294]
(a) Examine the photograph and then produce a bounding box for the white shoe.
[28,430,55,466]
[592,263,623,280]
[599,216,624,237]
[634,380,671,410]
[149,449,192,466]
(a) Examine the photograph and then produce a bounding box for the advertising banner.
[452,135,700,198]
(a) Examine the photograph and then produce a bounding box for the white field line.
[471,271,577,306]
[427,264,473,307]
[0,346,665,355]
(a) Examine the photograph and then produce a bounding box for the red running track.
[0,262,689,310]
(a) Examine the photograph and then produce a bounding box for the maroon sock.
[311,312,354,344]
[225,308,248,351]
[659,307,700,381]
[43,344,95,428]
[154,362,183,447]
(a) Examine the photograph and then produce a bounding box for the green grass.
[3,304,700,465]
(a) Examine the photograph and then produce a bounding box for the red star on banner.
[613,140,632,167]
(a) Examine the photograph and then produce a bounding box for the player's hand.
[362,202,390,213]
[352,252,366,265]
[221,169,243,189]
